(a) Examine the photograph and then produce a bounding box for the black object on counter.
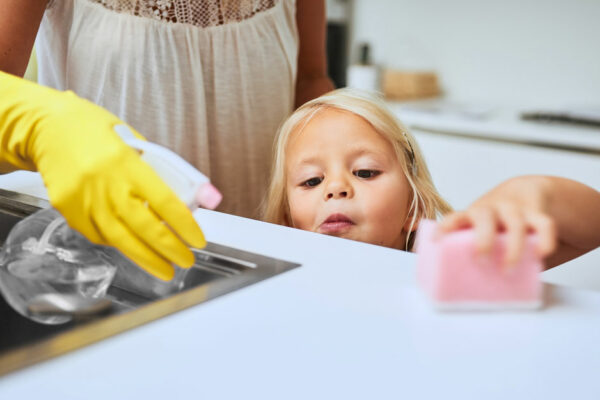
[521,111,600,129]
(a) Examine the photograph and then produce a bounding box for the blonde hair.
[262,88,452,250]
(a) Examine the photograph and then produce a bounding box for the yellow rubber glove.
[0,71,206,280]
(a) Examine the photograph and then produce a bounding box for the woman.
[0,0,334,218]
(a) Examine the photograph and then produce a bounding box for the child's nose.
[324,177,354,200]
[327,190,347,199]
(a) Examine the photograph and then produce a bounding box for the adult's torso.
[36,0,299,218]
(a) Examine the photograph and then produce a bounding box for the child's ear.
[402,213,420,233]
[283,208,294,227]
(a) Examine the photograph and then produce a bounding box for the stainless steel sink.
[0,189,300,376]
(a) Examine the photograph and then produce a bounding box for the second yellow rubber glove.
[0,71,206,280]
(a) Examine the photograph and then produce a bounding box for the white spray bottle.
[113,125,222,210]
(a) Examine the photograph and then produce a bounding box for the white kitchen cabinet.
[412,130,600,210]
[411,128,600,290]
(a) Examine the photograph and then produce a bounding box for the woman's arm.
[0,0,46,76]
[438,176,600,269]
[294,0,335,108]
[0,71,207,280]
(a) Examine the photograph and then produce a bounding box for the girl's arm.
[294,0,335,108]
[438,176,600,269]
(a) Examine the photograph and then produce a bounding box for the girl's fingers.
[496,204,526,266]
[439,207,497,255]
[526,212,558,258]
[468,207,497,255]
[436,211,471,236]
[439,205,557,267]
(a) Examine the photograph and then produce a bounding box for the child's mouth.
[319,213,355,234]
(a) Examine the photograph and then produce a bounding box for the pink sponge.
[416,219,543,310]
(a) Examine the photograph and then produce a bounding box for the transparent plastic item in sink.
[0,208,117,324]
[0,128,223,324]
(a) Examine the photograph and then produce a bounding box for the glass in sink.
[0,189,300,376]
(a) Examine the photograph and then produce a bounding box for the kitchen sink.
[0,189,300,376]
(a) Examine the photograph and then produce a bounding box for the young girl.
[263,88,600,268]
[263,88,452,251]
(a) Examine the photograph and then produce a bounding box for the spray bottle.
[113,124,222,210]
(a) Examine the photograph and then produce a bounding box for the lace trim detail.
[87,0,278,27]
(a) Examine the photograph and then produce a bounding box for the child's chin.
[329,232,371,245]
[358,236,406,250]
[319,230,358,243]
[318,228,399,249]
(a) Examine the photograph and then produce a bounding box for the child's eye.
[302,177,323,187]
[354,169,381,179]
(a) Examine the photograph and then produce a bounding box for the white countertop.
[1,177,600,399]
[388,101,600,152]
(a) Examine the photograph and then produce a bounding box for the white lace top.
[89,0,278,26]
[36,0,298,218]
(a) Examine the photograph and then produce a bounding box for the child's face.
[285,109,414,249]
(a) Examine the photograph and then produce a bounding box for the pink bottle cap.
[195,183,222,210]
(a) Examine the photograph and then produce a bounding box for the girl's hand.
[436,177,558,266]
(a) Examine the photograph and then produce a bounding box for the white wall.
[351,0,600,109]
